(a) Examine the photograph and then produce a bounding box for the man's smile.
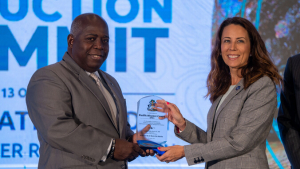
[89,54,103,60]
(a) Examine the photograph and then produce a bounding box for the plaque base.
[137,140,165,155]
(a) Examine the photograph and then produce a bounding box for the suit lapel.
[60,52,118,132]
[78,71,118,129]
[99,71,124,136]
[207,96,222,141]
[212,79,244,132]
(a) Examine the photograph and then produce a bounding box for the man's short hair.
[70,19,82,37]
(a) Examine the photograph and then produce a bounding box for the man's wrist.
[108,139,116,159]
[127,135,134,143]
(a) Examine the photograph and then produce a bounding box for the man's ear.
[67,34,74,48]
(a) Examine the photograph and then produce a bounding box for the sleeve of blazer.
[183,77,276,166]
[126,121,134,140]
[277,57,300,168]
[175,120,207,144]
[26,68,112,165]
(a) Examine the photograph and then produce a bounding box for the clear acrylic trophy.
[136,96,168,155]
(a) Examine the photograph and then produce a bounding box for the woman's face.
[221,24,251,72]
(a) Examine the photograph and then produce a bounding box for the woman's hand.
[155,100,186,131]
[156,145,185,163]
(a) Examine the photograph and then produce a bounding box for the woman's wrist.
[177,119,186,131]
[181,146,185,157]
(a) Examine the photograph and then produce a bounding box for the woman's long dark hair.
[206,17,282,102]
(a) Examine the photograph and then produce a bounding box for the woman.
[155,17,282,168]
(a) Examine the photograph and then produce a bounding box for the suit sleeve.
[175,120,207,144]
[26,68,112,165]
[124,99,134,139]
[183,77,276,166]
[277,57,300,168]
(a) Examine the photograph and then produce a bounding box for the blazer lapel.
[207,96,222,141]
[78,71,116,125]
[60,52,118,132]
[212,79,244,132]
[99,71,124,136]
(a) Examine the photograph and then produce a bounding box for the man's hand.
[132,124,151,143]
[132,124,155,156]
[114,139,145,161]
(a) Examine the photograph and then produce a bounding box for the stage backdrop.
[0,0,297,168]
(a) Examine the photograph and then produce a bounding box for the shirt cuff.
[100,139,113,162]
[176,120,186,133]
[176,126,183,133]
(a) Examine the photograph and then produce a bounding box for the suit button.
[200,157,204,162]
[194,158,198,163]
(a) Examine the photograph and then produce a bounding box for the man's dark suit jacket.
[26,52,134,169]
[278,54,300,169]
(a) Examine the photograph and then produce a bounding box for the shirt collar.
[86,71,100,79]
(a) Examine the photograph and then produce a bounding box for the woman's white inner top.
[216,85,236,111]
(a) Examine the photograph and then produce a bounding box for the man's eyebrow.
[85,33,97,36]
[85,34,109,38]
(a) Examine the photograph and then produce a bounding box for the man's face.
[69,19,109,72]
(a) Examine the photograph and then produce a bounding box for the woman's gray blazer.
[176,76,276,169]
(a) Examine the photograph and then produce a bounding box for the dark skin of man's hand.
[113,125,156,161]
[114,139,146,161]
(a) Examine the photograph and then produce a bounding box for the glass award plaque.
[136,96,168,155]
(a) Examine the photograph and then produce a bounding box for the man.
[278,54,300,169]
[26,13,149,169]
